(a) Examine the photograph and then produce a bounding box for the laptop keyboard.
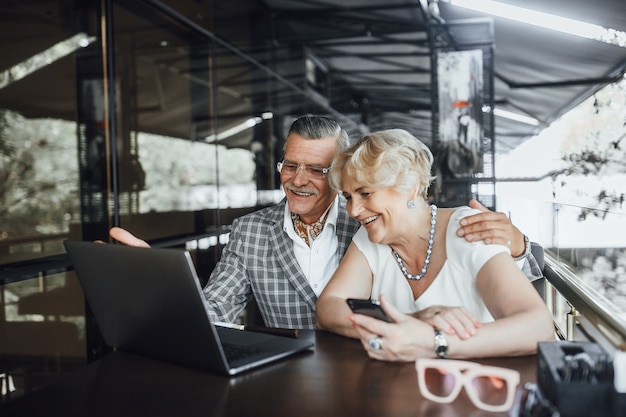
[222,343,263,362]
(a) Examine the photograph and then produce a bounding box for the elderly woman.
[315,129,554,361]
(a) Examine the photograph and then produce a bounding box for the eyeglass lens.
[278,161,327,178]
[424,368,510,408]
[471,375,509,407]
[424,368,457,398]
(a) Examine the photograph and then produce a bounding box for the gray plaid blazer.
[203,197,360,329]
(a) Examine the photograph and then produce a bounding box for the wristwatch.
[513,234,531,261]
[434,328,448,359]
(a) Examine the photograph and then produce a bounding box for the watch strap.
[513,234,531,261]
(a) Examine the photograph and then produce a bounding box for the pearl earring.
[407,199,416,209]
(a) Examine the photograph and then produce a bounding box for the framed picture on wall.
[437,49,484,177]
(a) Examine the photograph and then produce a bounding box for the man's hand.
[109,227,151,248]
[456,199,526,257]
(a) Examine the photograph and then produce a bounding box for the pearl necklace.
[391,204,438,281]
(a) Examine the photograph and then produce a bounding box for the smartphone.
[346,298,391,322]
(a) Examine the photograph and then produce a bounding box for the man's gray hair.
[285,115,350,152]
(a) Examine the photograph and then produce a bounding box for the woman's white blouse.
[352,206,510,323]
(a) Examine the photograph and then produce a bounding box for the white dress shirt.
[283,195,340,296]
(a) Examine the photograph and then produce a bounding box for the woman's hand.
[350,295,435,362]
[414,305,482,339]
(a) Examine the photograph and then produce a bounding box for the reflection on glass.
[0,271,86,397]
[0,111,80,264]
[0,33,95,89]
[497,196,626,322]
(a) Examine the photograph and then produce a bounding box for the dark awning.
[1,0,625,153]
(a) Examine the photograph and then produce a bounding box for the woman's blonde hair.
[328,129,435,199]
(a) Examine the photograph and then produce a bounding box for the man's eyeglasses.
[416,359,520,413]
[277,161,330,179]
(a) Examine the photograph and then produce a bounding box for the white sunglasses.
[416,358,521,413]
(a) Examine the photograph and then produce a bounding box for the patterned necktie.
[292,211,329,247]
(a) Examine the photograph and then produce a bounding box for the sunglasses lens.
[471,375,509,407]
[424,367,457,399]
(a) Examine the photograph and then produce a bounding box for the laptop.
[63,240,314,375]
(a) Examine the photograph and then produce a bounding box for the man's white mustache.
[285,185,319,195]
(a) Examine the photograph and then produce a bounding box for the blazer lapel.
[335,197,360,258]
[267,202,318,308]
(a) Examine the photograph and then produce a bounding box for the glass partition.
[0,1,94,401]
[496,196,626,311]
[496,193,626,346]
[0,2,92,265]
[0,0,331,401]
[0,269,86,399]
[1,0,338,371]
[106,0,328,243]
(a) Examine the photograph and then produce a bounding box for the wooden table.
[4,330,537,417]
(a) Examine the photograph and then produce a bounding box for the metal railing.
[543,250,626,352]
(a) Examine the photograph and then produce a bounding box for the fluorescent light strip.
[204,113,273,142]
[0,33,95,90]
[494,108,539,126]
[451,0,626,48]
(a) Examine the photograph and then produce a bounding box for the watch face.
[434,330,448,358]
